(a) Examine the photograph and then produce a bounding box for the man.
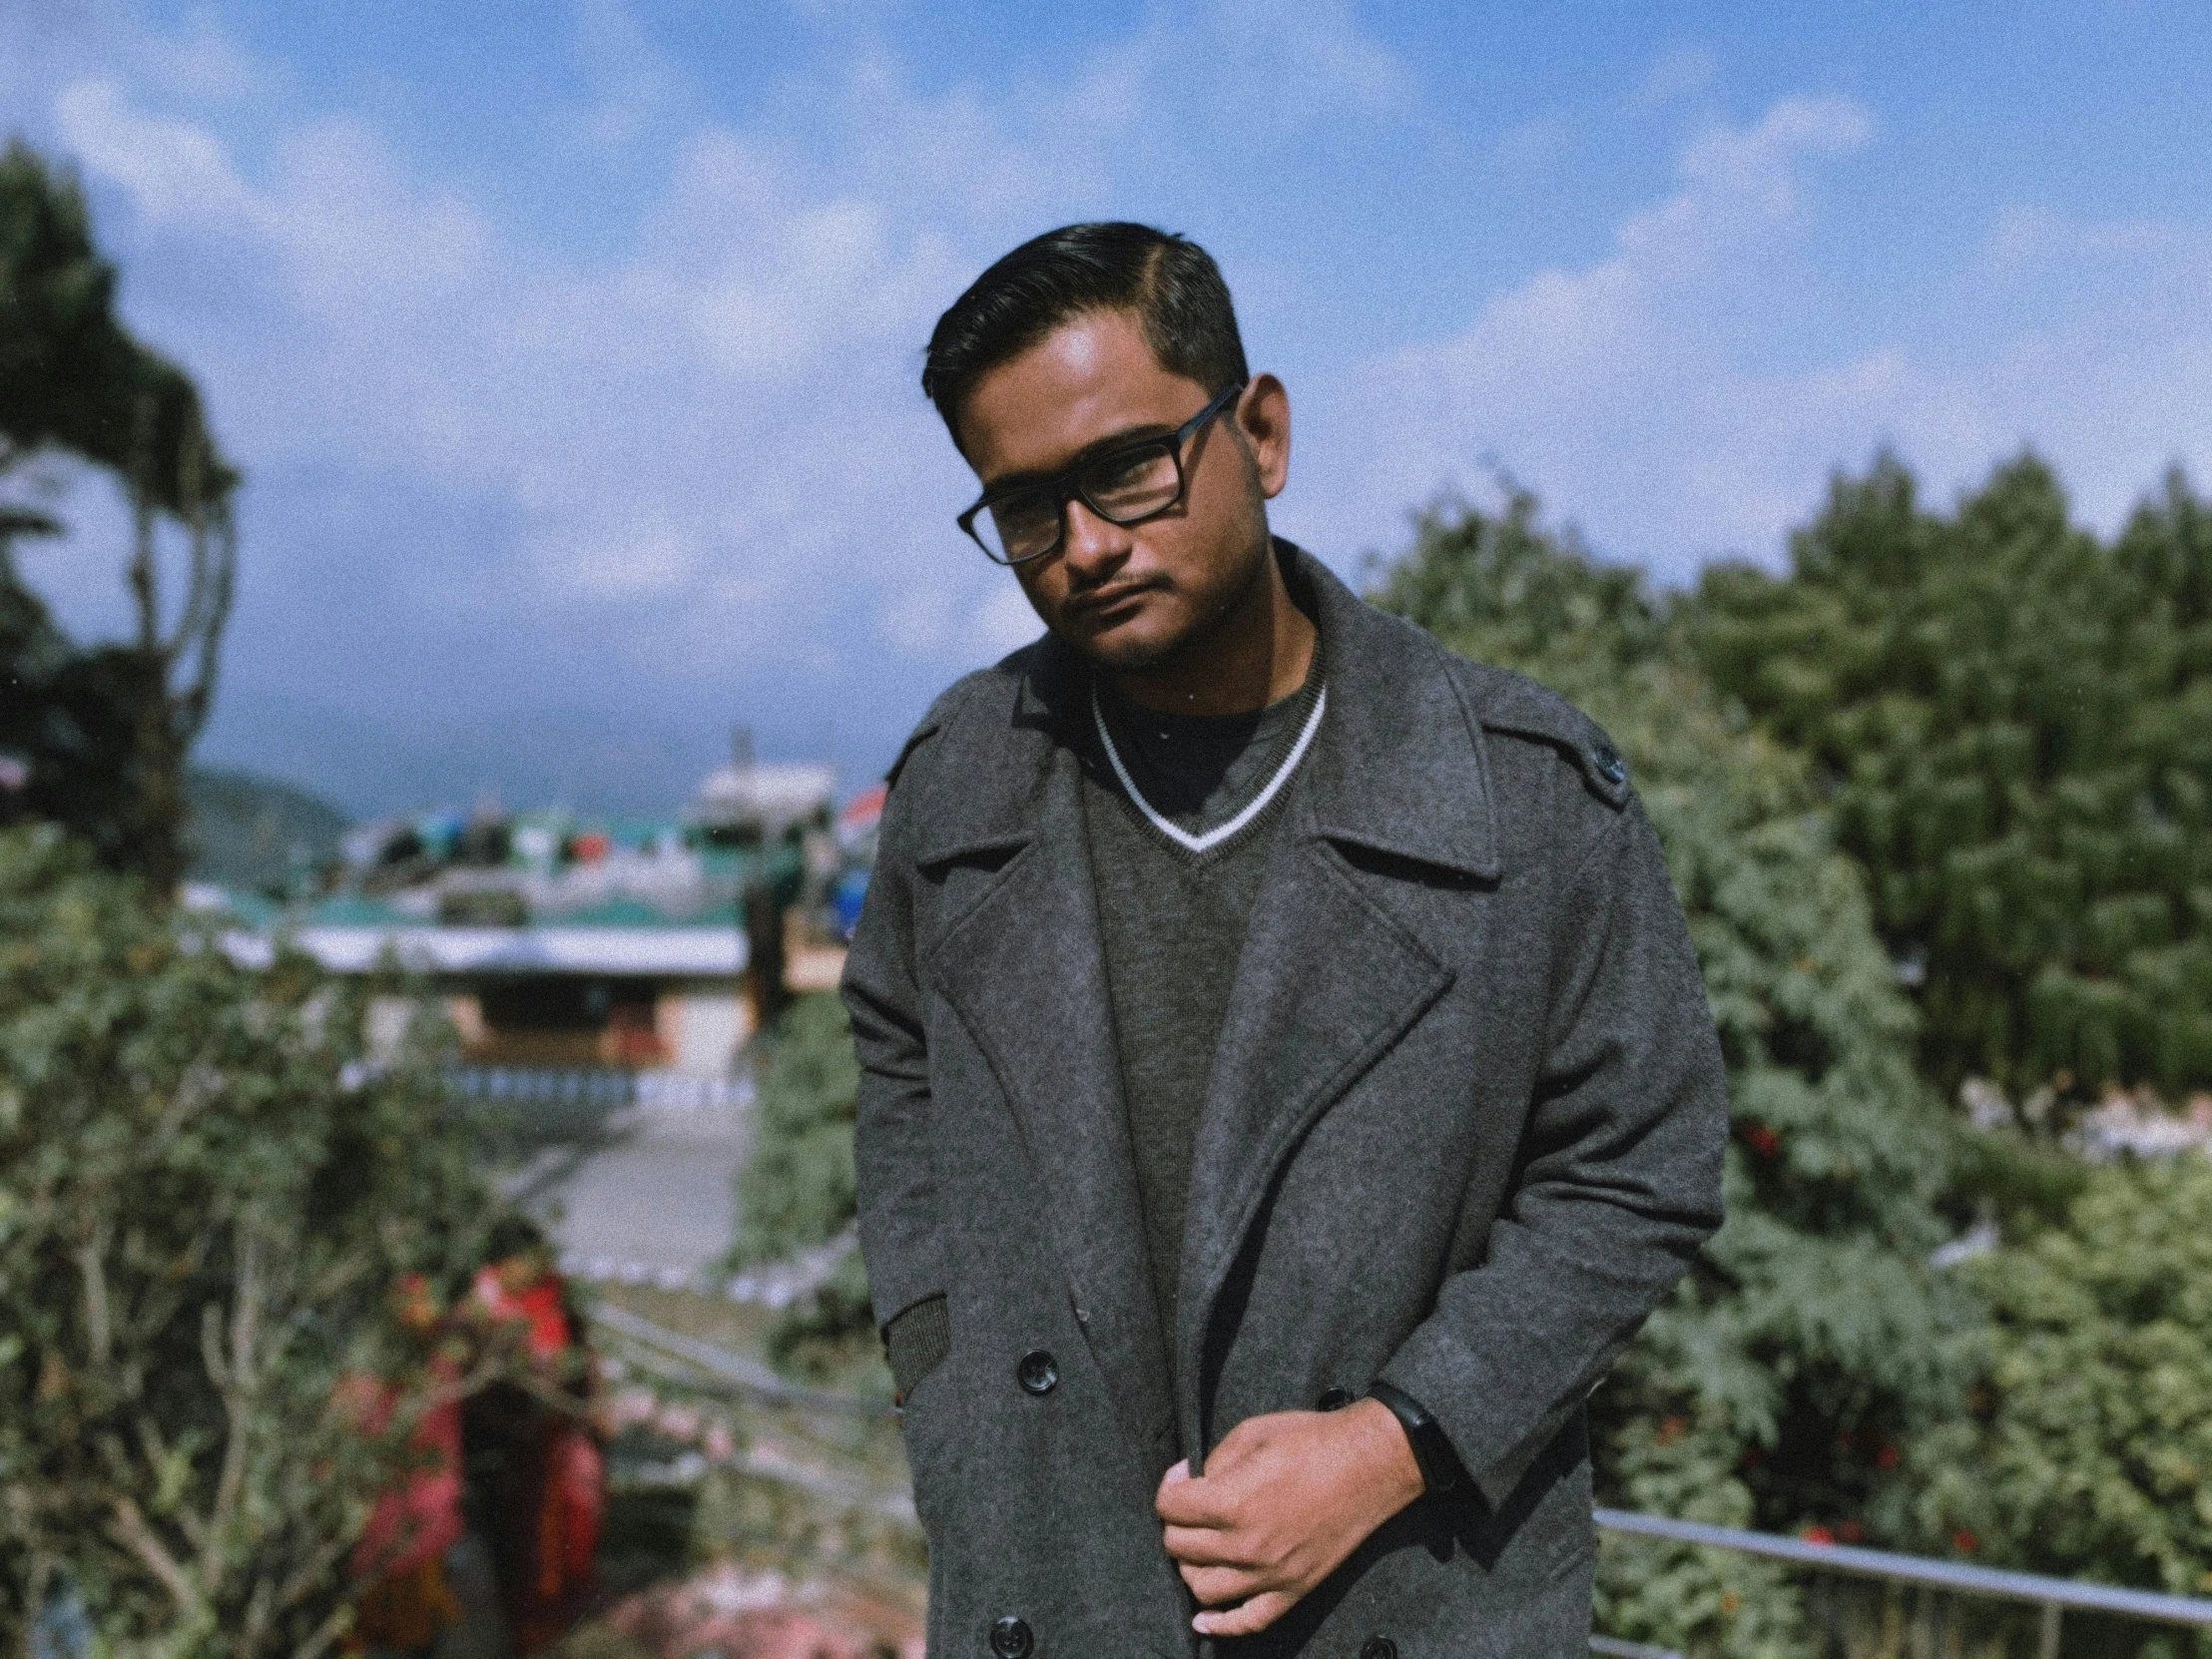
[842,223,1726,1658]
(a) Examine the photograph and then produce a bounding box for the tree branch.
[107,1495,201,1616]
[77,1218,114,1371]
[203,1226,263,1572]
[288,1593,361,1659]
[128,408,160,657]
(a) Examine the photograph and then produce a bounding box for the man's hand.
[1154,1398,1426,1638]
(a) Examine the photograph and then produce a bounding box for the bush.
[1918,1154,2212,1616]
[726,993,875,1378]
[0,826,499,1657]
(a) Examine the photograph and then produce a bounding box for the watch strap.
[1366,1379,1464,1495]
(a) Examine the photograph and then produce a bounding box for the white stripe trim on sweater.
[1090,682,1327,855]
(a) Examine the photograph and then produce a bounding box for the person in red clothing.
[343,1273,506,1659]
[461,1218,606,1656]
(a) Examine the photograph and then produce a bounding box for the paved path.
[509,1089,750,1291]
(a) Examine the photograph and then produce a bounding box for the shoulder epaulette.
[1457,661,1634,809]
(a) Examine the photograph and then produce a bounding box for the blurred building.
[198,759,852,1080]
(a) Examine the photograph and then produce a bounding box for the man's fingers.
[1177,1561,1262,1606]
[1161,1523,1252,1567]
[1193,1590,1299,1637]
[1154,1474,1238,1528]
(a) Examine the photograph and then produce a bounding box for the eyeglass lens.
[978,441,1183,563]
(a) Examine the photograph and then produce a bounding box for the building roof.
[692,762,836,832]
[222,923,746,976]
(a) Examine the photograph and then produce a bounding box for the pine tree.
[1372,494,1964,1657]
[2108,471,2212,1090]
[1691,454,2212,1104]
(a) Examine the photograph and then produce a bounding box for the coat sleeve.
[839,732,950,1336]
[1376,798,1727,1511]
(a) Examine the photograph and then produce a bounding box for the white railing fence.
[1596,1507,2212,1659]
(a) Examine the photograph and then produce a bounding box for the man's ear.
[1237,373,1291,500]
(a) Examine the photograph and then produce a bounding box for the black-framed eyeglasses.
[956,380,1246,566]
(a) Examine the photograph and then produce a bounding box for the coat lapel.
[1174,549,1503,1463]
[1173,832,1454,1463]
[920,660,1181,1474]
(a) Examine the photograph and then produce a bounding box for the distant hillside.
[186,768,350,893]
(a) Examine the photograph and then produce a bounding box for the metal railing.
[447,1064,750,1109]
[592,1300,892,1416]
[448,1063,640,1108]
[1597,1507,2212,1658]
[584,1309,2212,1659]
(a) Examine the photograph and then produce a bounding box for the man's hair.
[921,222,1249,447]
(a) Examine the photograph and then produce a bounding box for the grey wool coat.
[841,544,1727,1659]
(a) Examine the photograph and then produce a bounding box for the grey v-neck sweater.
[1081,664,1324,1386]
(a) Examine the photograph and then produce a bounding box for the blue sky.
[4,0,2209,817]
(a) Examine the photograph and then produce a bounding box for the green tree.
[0,825,502,1657]
[1691,454,2212,1103]
[1371,493,1963,1657]
[2108,471,2212,1088]
[1917,1153,2212,1654]
[1,138,239,897]
[1,538,144,866]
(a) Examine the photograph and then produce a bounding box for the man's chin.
[1059,619,1185,676]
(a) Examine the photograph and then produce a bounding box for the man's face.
[955,308,1289,673]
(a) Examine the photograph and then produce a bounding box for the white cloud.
[1291,96,1882,568]
[1491,111,1576,178]
[55,77,267,231]
[31,12,1146,717]
[1618,96,1873,279]
[1285,91,2212,581]
[1201,0,1415,122]
[1255,102,2212,587]
[25,0,1428,715]
[875,583,960,656]
[556,517,701,598]
[1068,0,1419,158]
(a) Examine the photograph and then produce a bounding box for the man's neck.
[1108,544,1318,718]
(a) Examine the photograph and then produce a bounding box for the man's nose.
[1059,497,1132,581]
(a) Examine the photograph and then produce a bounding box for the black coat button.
[1592,742,1628,787]
[1016,1350,1058,1394]
[1360,1638,1396,1659]
[990,1615,1034,1658]
[1317,1386,1355,1411]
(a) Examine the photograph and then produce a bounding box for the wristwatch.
[1366,1379,1464,1495]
